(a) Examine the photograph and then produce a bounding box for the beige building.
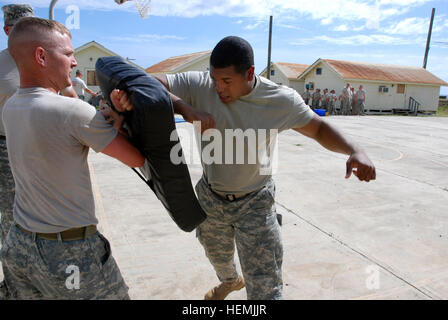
[146,51,211,75]
[259,62,309,95]
[74,41,143,99]
[298,59,448,113]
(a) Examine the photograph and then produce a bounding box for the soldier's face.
[210,65,255,104]
[46,32,77,91]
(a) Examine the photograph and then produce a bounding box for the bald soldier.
[1,17,144,299]
[0,3,34,299]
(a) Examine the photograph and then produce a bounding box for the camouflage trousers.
[341,98,351,115]
[354,101,365,115]
[195,177,283,300]
[0,139,14,246]
[327,102,335,115]
[0,223,129,300]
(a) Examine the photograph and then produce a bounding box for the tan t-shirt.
[0,49,20,136]
[2,87,118,232]
[167,71,315,194]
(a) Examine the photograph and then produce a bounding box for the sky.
[1,0,447,95]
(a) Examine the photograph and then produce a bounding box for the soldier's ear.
[35,47,47,67]
[246,66,255,81]
[3,26,12,36]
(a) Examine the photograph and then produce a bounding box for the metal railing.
[409,97,421,116]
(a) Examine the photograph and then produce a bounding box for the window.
[87,70,99,86]
[379,85,389,93]
[397,84,405,94]
[316,68,322,75]
[271,70,275,76]
[308,82,315,90]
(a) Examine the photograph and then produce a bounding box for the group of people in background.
[301,84,366,116]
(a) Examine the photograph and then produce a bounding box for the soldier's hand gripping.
[110,89,133,112]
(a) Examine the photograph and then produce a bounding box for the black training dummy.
[95,56,206,232]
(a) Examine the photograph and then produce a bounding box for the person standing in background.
[341,83,351,115]
[71,70,97,101]
[355,85,366,115]
[302,88,311,106]
[311,88,321,109]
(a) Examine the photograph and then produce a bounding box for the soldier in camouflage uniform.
[302,88,311,106]
[1,17,144,299]
[355,85,366,115]
[116,36,377,300]
[0,3,34,300]
[341,83,351,115]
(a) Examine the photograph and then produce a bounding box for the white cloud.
[382,16,448,36]
[245,21,264,30]
[12,0,432,26]
[334,25,349,32]
[108,34,186,42]
[291,34,427,46]
[4,0,443,36]
[276,23,304,31]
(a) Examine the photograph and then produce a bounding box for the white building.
[298,59,448,113]
[74,41,143,99]
[259,62,309,95]
[146,51,211,75]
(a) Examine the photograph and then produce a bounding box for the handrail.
[409,97,421,116]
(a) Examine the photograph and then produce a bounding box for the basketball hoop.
[115,0,151,19]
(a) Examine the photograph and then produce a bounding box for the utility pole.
[266,15,273,79]
[423,8,435,69]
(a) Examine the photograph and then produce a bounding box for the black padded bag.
[95,56,206,232]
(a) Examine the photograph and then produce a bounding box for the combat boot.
[204,275,245,300]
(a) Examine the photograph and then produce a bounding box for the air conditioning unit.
[379,86,389,93]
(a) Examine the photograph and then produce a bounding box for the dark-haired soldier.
[115,36,376,300]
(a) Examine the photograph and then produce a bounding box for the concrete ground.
[2,115,448,299]
[89,115,448,300]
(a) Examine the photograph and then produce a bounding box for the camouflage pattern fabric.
[341,97,351,115]
[0,223,129,300]
[195,177,283,300]
[327,98,335,115]
[1,4,34,26]
[355,100,365,115]
[0,140,14,246]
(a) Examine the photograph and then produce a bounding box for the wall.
[302,61,441,112]
[303,62,344,95]
[260,64,290,86]
[178,56,211,73]
[404,84,441,112]
[356,82,440,112]
[289,80,305,95]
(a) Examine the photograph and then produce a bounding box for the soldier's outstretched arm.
[293,115,376,182]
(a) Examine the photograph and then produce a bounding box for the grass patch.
[437,105,448,117]
[295,144,302,147]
